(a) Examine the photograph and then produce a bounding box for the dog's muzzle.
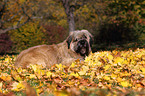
[75,39,89,56]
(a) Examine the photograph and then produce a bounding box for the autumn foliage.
[0,48,145,95]
[0,0,145,95]
[0,33,13,54]
[9,21,46,52]
[0,0,145,53]
[43,24,68,45]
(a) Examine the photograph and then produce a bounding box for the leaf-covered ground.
[0,48,145,96]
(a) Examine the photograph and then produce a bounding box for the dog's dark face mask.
[75,39,89,56]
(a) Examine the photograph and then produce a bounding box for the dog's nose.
[80,40,86,45]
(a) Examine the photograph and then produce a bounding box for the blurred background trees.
[0,0,145,54]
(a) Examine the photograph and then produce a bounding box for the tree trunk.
[61,0,75,33]
[68,6,75,32]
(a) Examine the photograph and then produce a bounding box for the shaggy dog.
[14,30,93,68]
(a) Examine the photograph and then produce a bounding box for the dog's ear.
[66,35,72,49]
[89,35,93,47]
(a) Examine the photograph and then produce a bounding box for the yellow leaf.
[136,84,142,87]
[68,81,74,85]
[70,72,79,78]
[117,77,123,82]
[78,70,86,75]
[104,76,110,81]
[90,71,95,81]
[0,82,2,88]
[107,54,113,60]
[11,70,22,81]
[0,82,2,93]
[78,65,89,75]
[114,57,124,64]
[46,71,52,78]
[56,64,63,70]
[29,74,37,79]
[36,88,43,94]
[30,64,37,72]
[11,82,25,91]
[4,56,11,63]
[0,73,12,81]
[120,81,131,87]
[111,74,117,79]
[141,68,145,74]
[70,62,76,68]
[16,67,23,73]
[104,65,110,71]
[96,61,102,66]
[82,65,89,71]
[39,70,45,76]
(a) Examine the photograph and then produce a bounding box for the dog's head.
[67,30,93,56]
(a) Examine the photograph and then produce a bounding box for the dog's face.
[67,30,93,56]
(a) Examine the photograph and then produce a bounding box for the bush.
[9,21,68,52]
[0,33,13,54]
[96,22,137,44]
[9,21,46,52]
[95,0,145,45]
[42,24,68,45]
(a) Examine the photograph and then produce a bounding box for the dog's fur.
[14,30,93,68]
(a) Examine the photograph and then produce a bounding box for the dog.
[14,30,93,68]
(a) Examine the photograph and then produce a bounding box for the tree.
[60,0,75,32]
[0,0,43,35]
[60,0,91,32]
[60,0,101,33]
